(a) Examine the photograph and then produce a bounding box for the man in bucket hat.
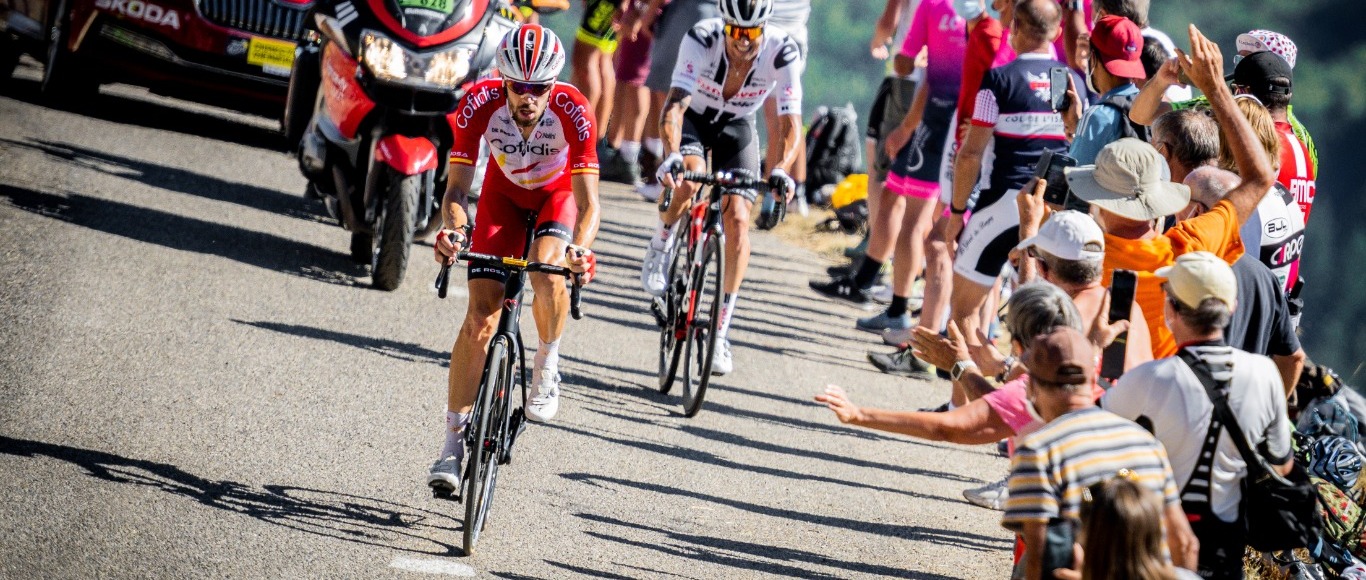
[1064,23,1275,359]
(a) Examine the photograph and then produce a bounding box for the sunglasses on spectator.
[507,81,553,97]
[723,22,763,42]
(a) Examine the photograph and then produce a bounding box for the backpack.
[805,103,862,198]
[1096,92,1152,143]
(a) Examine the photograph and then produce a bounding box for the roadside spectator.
[602,1,658,190]
[635,0,720,197]
[1003,325,1198,579]
[1182,167,1306,394]
[1232,30,1318,178]
[1063,15,1148,164]
[1228,52,1318,224]
[764,0,811,215]
[572,0,623,157]
[1140,36,1165,82]
[1065,24,1275,358]
[1089,0,1189,101]
[1101,251,1293,578]
[943,0,1076,406]
[1054,475,1203,580]
[1150,108,1217,183]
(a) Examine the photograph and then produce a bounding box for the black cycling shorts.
[680,110,761,203]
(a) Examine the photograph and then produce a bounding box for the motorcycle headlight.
[360,29,473,89]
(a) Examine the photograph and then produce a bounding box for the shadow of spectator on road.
[0,435,463,556]
[0,137,322,224]
[560,472,1012,552]
[0,183,362,286]
[232,319,450,366]
[574,512,960,579]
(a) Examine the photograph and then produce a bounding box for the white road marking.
[389,556,477,576]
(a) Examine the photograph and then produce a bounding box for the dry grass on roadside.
[766,207,860,262]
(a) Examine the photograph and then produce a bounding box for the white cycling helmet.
[495,24,565,84]
[718,0,773,27]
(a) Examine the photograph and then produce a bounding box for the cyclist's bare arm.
[659,87,692,158]
[770,113,802,175]
[570,173,601,250]
[436,163,479,262]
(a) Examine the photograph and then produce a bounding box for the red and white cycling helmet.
[495,24,565,84]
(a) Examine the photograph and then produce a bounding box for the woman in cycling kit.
[639,0,804,377]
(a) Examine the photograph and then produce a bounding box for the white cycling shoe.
[711,338,734,376]
[641,243,671,297]
[525,367,561,423]
[427,450,463,494]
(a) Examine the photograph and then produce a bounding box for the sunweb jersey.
[671,18,804,124]
[447,79,599,191]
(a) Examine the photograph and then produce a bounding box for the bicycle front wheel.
[680,232,724,417]
[463,336,512,555]
[657,229,690,394]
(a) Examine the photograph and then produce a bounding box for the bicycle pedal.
[430,483,462,503]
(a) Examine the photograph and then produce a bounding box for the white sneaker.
[962,476,1009,511]
[427,452,463,493]
[711,338,733,376]
[525,367,561,423]
[641,242,671,297]
[636,182,664,202]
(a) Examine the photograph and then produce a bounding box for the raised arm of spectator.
[1129,57,1178,126]
[1179,24,1274,224]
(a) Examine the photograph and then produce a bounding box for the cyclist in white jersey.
[639,0,804,376]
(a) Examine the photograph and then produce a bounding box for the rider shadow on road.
[233,319,450,366]
[0,183,363,286]
[0,435,463,556]
[0,137,323,224]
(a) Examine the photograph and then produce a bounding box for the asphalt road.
[0,61,1013,579]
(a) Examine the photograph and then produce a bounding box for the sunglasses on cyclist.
[723,22,763,42]
[506,80,553,97]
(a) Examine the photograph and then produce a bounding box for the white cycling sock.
[440,411,470,459]
[651,221,672,250]
[535,339,560,372]
[644,137,663,158]
[619,141,641,164]
[717,293,739,341]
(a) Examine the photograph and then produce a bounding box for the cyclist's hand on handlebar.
[434,228,467,265]
[656,153,684,190]
[565,244,597,285]
[769,168,795,202]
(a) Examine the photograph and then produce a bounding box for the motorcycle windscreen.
[385,0,481,39]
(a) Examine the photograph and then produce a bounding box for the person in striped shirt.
[1002,326,1198,579]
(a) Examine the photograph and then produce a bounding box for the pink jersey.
[447,79,599,192]
[898,0,967,101]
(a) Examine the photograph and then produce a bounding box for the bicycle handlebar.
[433,251,584,320]
[675,170,775,190]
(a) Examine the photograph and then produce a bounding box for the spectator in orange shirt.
[1062,25,1274,358]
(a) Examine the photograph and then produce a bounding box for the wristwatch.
[997,355,1018,382]
[950,360,978,382]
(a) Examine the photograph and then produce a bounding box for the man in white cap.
[1062,24,1276,359]
[1101,251,1293,579]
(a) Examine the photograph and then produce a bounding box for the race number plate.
[247,36,296,77]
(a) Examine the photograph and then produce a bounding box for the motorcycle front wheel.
[370,170,419,290]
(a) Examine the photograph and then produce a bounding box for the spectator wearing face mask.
[1101,251,1293,579]
[1064,25,1275,359]
[1004,325,1198,580]
[1088,0,1189,101]
[1062,15,1149,164]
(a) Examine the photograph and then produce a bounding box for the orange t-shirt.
[1102,199,1245,358]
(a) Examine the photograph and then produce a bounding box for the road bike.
[433,214,583,555]
[651,169,781,417]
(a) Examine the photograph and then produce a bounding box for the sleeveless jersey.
[970,54,1074,207]
[447,80,599,191]
[671,18,804,124]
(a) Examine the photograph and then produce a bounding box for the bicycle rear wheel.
[680,233,723,417]
[462,336,512,555]
[657,230,689,394]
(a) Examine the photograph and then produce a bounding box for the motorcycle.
[286,0,517,290]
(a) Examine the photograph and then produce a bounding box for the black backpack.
[1096,92,1152,143]
[805,104,862,198]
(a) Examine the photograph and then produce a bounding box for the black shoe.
[867,347,930,377]
[917,402,951,413]
[601,152,643,186]
[809,277,873,305]
[826,263,853,278]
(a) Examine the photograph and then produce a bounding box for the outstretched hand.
[815,385,865,424]
[910,322,971,371]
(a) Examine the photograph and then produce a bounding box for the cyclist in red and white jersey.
[640,0,803,376]
[428,24,601,493]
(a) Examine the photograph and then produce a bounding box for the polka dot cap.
[1235,29,1298,69]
